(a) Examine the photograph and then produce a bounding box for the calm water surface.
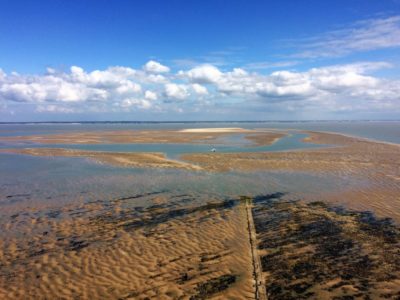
[0,121,399,143]
[0,132,326,159]
[0,121,395,216]
[0,152,364,219]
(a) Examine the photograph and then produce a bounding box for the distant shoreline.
[1,120,400,125]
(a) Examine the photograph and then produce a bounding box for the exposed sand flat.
[245,131,286,146]
[0,195,255,299]
[0,131,286,171]
[0,129,285,146]
[1,190,398,299]
[182,131,400,222]
[179,128,250,133]
[182,131,400,174]
[0,148,202,171]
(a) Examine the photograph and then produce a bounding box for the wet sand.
[1,129,399,299]
[1,191,399,299]
[251,193,400,299]
[0,148,203,171]
[0,128,286,172]
[0,193,255,299]
[182,131,400,222]
[0,128,285,147]
[182,131,400,174]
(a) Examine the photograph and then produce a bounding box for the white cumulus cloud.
[182,64,222,84]
[164,83,189,101]
[120,98,152,109]
[143,60,170,73]
[144,90,158,101]
[191,83,208,95]
[0,60,399,117]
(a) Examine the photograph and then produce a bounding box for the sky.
[0,0,400,121]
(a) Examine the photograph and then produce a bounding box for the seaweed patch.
[120,199,237,231]
[252,194,400,299]
[190,274,237,300]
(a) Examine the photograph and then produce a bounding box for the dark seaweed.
[6,194,31,198]
[190,274,237,300]
[46,210,61,218]
[122,199,237,231]
[252,193,400,299]
[68,239,89,251]
[113,190,167,202]
[253,192,286,204]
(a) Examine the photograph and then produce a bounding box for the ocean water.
[0,121,396,213]
[1,121,399,143]
[0,152,360,218]
[0,132,326,159]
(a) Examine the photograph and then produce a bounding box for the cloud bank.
[0,60,399,117]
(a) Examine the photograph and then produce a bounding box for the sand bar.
[182,131,400,222]
[0,129,285,146]
[0,148,202,171]
[179,127,250,133]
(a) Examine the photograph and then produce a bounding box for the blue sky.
[0,0,400,121]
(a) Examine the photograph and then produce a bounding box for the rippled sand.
[0,129,399,299]
[251,193,400,299]
[0,194,255,299]
[1,191,399,299]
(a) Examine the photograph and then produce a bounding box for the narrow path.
[243,197,267,300]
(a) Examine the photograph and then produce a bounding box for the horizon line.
[1,120,400,124]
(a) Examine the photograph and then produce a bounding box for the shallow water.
[0,122,387,218]
[0,132,326,159]
[1,121,399,143]
[0,150,368,218]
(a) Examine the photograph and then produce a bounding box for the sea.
[0,121,398,218]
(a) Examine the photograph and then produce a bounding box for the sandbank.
[0,148,202,171]
[178,127,250,133]
[182,131,400,222]
[0,129,285,147]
